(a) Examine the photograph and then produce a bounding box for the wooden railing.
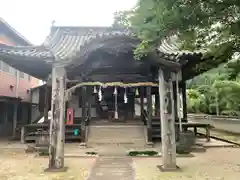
[188,114,240,121]
[21,122,83,143]
[188,113,240,134]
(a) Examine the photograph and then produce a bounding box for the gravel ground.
[133,148,240,180]
[0,149,95,180]
[1,142,240,180]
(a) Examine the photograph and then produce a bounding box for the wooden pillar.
[146,86,152,142]
[140,87,144,116]
[172,82,178,121]
[158,68,177,171]
[81,86,87,142]
[4,104,8,127]
[87,87,92,121]
[48,66,66,170]
[20,126,25,143]
[12,102,19,139]
[181,81,187,122]
[176,71,182,132]
[44,84,49,123]
[88,98,92,122]
[28,103,32,124]
[155,93,160,117]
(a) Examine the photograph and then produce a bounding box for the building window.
[0,61,2,70]
[28,75,31,81]
[19,71,24,78]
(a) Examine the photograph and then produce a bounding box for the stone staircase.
[87,125,146,148]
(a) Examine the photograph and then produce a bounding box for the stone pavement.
[86,156,135,180]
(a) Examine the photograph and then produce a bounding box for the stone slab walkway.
[87,156,135,180]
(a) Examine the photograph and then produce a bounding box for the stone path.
[87,156,135,180]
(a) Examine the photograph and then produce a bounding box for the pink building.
[0,18,40,101]
[0,18,40,137]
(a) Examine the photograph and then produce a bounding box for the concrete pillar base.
[157,165,180,172]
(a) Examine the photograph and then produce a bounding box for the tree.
[112,11,132,28]
[186,65,240,116]
[127,0,240,73]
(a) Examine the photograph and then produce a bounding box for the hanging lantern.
[135,88,139,96]
[124,87,128,103]
[93,86,97,93]
[98,87,102,101]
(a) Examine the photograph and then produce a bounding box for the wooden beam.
[146,86,152,142]
[158,68,177,171]
[48,66,66,170]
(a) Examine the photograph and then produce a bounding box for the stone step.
[87,156,135,180]
[87,125,146,148]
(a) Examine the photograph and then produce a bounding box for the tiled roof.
[44,26,132,62]
[0,26,202,62]
[158,36,203,56]
[0,44,53,59]
[0,25,204,79]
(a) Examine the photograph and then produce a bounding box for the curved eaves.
[0,44,53,79]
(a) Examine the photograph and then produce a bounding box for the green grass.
[128,151,158,156]
[85,152,98,155]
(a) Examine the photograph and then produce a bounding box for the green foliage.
[112,11,132,28]
[112,1,240,115]
[187,66,240,116]
[128,151,158,156]
[85,152,98,155]
[112,0,240,77]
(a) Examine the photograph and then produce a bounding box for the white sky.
[1,0,137,45]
